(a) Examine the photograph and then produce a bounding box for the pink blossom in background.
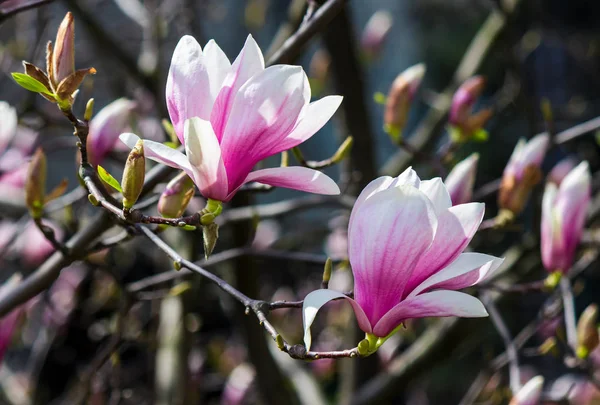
[0,101,17,155]
[87,98,137,166]
[121,34,342,202]
[509,376,544,405]
[541,161,590,273]
[360,10,393,58]
[303,168,502,349]
[16,221,64,267]
[444,153,479,205]
[502,134,549,182]
[0,275,24,364]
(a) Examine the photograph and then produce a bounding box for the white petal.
[119,133,193,174]
[419,178,452,215]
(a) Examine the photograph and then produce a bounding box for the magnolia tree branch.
[0,0,54,23]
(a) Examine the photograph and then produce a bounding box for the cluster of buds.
[498,134,549,219]
[444,153,479,205]
[25,148,67,219]
[448,76,493,143]
[12,12,95,110]
[383,63,426,141]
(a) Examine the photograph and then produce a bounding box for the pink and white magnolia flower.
[121,35,342,202]
[444,153,479,205]
[541,161,591,273]
[303,168,503,350]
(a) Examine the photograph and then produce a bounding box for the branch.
[0,0,54,24]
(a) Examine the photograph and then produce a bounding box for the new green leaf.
[97,165,123,193]
[11,73,55,97]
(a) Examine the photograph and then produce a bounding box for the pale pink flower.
[510,376,544,405]
[547,157,577,185]
[88,98,137,166]
[361,10,393,58]
[541,161,590,273]
[303,168,502,348]
[444,153,479,205]
[0,101,17,155]
[0,274,24,364]
[120,35,342,202]
[16,221,64,267]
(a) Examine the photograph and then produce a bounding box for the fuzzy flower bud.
[158,172,195,218]
[361,10,393,58]
[444,153,478,205]
[541,161,590,273]
[576,304,599,359]
[384,64,426,140]
[499,134,549,215]
[449,76,492,141]
[52,12,75,86]
[25,148,47,219]
[509,376,544,405]
[121,140,145,209]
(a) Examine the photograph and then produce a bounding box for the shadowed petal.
[302,289,371,351]
[230,166,340,201]
[183,118,228,201]
[409,253,504,297]
[405,202,484,296]
[349,185,437,326]
[373,290,487,337]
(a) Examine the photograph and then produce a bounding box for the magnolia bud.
[52,12,75,86]
[361,10,393,58]
[202,222,219,259]
[449,76,492,141]
[25,148,47,219]
[444,153,478,205]
[158,172,195,218]
[121,140,145,209]
[498,134,549,215]
[576,304,599,359]
[509,376,544,405]
[384,64,426,140]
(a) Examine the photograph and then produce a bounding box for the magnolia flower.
[498,134,549,215]
[547,157,576,185]
[121,35,342,202]
[541,161,590,273]
[444,153,479,205]
[303,168,502,351]
[87,98,137,166]
[509,376,544,405]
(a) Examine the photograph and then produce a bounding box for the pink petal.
[444,153,478,205]
[119,133,194,177]
[0,102,17,154]
[349,186,437,327]
[231,166,339,201]
[211,35,264,140]
[404,202,484,297]
[372,290,488,337]
[218,65,308,189]
[418,178,452,215]
[348,168,421,236]
[183,118,228,201]
[276,95,343,151]
[166,36,230,144]
[303,289,371,350]
[408,253,504,297]
[541,183,560,271]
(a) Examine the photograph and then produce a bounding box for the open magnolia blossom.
[120,34,342,202]
[303,168,503,353]
[541,161,591,273]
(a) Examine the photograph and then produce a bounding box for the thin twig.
[560,276,578,351]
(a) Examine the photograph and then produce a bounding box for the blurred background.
[1,0,600,404]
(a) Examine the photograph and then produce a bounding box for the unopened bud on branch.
[25,148,47,219]
[448,76,492,142]
[384,63,426,141]
[52,12,75,86]
[576,304,599,359]
[158,172,195,218]
[121,140,145,209]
